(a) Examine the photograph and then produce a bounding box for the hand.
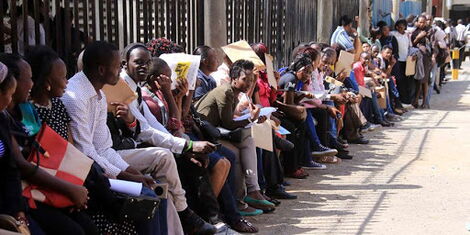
[257,115,267,124]
[156,74,172,92]
[15,212,29,226]
[191,141,216,154]
[418,31,427,39]
[111,102,135,124]
[249,103,261,121]
[327,106,340,119]
[330,94,347,104]
[390,57,397,66]
[412,55,417,61]
[66,185,89,210]
[270,115,281,126]
[304,92,315,99]
[174,79,189,98]
[188,153,209,168]
[138,175,156,189]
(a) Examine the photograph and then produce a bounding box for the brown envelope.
[102,79,137,112]
[405,56,416,76]
[335,50,355,75]
[222,40,266,70]
[264,53,278,88]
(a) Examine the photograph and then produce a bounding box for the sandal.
[230,219,259,233]
[316,155,341,164]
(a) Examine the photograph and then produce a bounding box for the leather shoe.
[266,188,298,200]
[349,137,369,144]
[337,151,353,159]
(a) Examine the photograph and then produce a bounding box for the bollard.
[451,48,459,80]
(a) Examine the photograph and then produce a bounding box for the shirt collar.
[76,71,102,100]
[120,70,139,91]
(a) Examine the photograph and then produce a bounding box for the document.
[405,56,416,76]
[109,179,143,196]
[251,120,273,152]
[335,50,355,75]
[102,78,137,112]
[264,53,278,88]
[159,53,201,90]
[276,125,291,135]
[359,86,372,98]
[222,40,266,70]
[233,107,277,121]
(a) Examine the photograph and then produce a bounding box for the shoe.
[268,198,281,206]
[302,160,327,170]
[337,138,349,145]
[311,144,338,157]
[360,122,372,132]
[239,207,263,217]
[349,137,369,144]
[179,208,217,235]
[260,207,276,214]
[337,151,353,160]
[379,120,392,127]
[229,218,258,233]
[282,181,291,187]
[274,135,294,151]
[266,188,298,200]
[244,196,275,207]
[385,113,402,122]
[331,139,348,150]
[288,168,308,179]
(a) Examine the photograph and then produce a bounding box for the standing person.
[391,19,414,105]
[411,15,432,109]
[331,15,357,53]
[455,19,467,69]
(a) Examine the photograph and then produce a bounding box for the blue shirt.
[330,26,355,51]
[194,69,217,100]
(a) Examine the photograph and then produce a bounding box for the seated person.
[195,60,276,215]
[61,41,216,235]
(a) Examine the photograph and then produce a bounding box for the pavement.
[253,61,470,235]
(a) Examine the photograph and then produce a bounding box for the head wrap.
[0,62,8,84]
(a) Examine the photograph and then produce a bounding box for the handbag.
[0,214,30,235]
[22,124,94,208]
[190,105,220,142]
[114,192,160,221]
[218,127,251,143]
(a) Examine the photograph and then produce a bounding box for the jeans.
[136,187,168,235]
[324,100,338,145]
[426,63,438,106]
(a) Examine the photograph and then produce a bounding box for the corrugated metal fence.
[2,0,363,73]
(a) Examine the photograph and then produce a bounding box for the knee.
[154,148,176,167]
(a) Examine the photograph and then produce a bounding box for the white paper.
[109,179,143,196]
[233,107,277,121]
[251,121,274,152]
[159,53,201,90]
[264,53,278,88]
[276,126,291,135]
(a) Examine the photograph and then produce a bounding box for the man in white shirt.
[62,41,217,235]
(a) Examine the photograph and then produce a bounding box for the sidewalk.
[254,61,470,235]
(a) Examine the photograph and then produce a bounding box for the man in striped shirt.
[330,15,357,53]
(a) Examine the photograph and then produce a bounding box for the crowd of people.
[0,8,467,235]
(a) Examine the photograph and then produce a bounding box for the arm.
[61,94,129,178]
[11,137,88,209]
[217,90,251,129]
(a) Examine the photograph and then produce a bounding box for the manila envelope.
[264,53,278,88]
[222,40,266,71]
[102,78,137,112]
[358,86,372,98]
[325,76,344,86]
[335,50,355,75]
[405,56,416,76]
[251,120,273,152]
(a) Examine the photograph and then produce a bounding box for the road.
[254,61,470,235]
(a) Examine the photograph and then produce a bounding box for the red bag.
[22,124,93,208]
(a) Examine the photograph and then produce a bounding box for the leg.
[209,157,230,197]
[118,147,188,212]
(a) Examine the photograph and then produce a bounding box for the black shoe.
[274,135,294,151]
[282,181,291,187]
[266,188,298,200]
[261,207,276,214]
[311,144,338,157]
[268,198,281,206]
[349,137,369,144]
[337,151,353,160]
[178,208,217,235]
[379,120,392,127]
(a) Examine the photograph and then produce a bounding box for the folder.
[102,78,137,112]
[405,56,416,76]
